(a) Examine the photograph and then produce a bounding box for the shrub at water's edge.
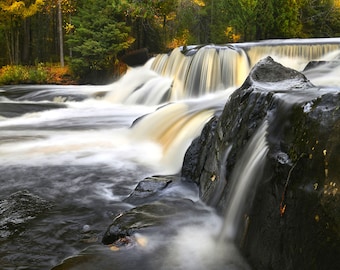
[0,64,77,85]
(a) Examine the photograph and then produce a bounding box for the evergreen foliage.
[66,0,133,82]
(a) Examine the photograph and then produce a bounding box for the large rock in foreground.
[182,57,340,270]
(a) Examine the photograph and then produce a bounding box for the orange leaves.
[279,202,286,217]
[108,234,148,252]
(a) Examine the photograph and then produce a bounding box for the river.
[0,38,340,269]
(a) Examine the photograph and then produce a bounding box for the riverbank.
[0,62,129,85]
[0,64,78,85]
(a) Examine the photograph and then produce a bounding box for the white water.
[221,121,269,241]
[0,89,232,175]
[0,101,161,170]
[1,38,340,270]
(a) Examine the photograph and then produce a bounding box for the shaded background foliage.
[0,0,340,83]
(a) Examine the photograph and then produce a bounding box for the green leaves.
[66,0,133,79]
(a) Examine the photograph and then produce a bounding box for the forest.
[1,0,340,83]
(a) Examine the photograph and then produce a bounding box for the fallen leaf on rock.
[135,234,148,247]
[110,245,120,251]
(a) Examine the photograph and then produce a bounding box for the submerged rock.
[103,175,202,245]
[0,190,52,238]
[103,200,177,244]
[0,102,67,118]
[123,175,174,205]
[182,56,340,270]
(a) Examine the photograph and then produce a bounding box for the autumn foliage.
[1,0,340,83]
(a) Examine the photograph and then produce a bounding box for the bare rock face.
[181,57,340,270]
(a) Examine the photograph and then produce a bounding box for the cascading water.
[0,38,340,269]
[220,121,269,242]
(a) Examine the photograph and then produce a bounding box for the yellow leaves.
[167,29,190,49]
[323,149,327,156]
[0,0,44,18]
[23,0,44,17]
[42,0,76,14]
[324,181,338,196]
[0,1,25,14]
[224,26,241,42]
[64,22,75,34]
[192,0,205,7]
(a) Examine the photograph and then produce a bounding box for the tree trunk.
[23,18,31,64]
[58,0,64,67]
[4,31,14,65]
[15,28,19,64]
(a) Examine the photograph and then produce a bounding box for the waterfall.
[1,38,340,270]
[130,103,213,173]
[150,46,249,98]
[148,37,340,100]
[2,39,338,173]
[219,121,269,242]
[233,38,340,65]
[102,38,340,108]
[98,38,340,173]
[104,66,173,105]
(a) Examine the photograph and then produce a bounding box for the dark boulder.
[123,175,173,205]
[303,60,340,71]
[120,48,150,67]
[181,56,340,270]
[103,175,202,245]
[0,190,52,238]
[102,198,210,245]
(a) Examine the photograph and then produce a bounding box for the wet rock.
[102,198,208,245]
[0,102,67,118]
[243,56,310,85]
[123,175,174,205]
[182,117,219,185]
[103,174,203,245]
[303,60,340,71]
[181,57,340,270]
[0,190,52,238]
[120,48,150,67]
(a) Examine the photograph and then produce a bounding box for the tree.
[66,0,134,83]
[300,0,340,37]
[57,0,64,66]
[112,0,177,52]
[208,0,230,43]
[42,0,77,62]
[172,0,209,45]
[0,0,44,64]
[254,0,274,40]
[273,0,303,38]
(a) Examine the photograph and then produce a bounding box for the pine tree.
[66,0,134,83]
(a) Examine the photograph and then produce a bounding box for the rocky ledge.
[97,57,339,270]
[182,56,340,269]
